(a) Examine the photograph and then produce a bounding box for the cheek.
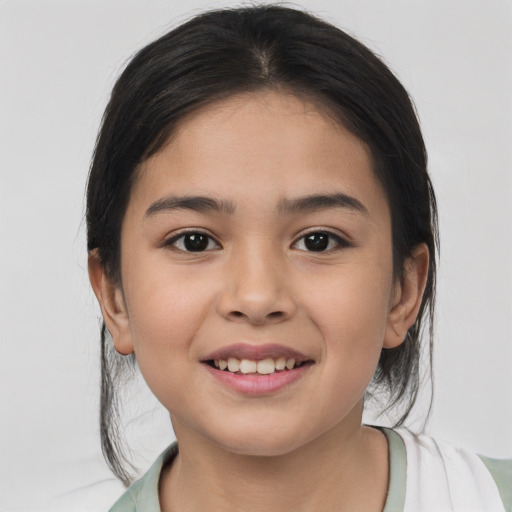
[311,286,389,410]
[302,259,393,384]
[307,261,392,338]
[121,260,212,378]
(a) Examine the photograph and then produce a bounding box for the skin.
[89,91,429,511]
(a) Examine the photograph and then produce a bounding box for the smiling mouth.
[205,357,310,375]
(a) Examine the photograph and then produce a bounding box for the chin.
[219,436,304,458]
[207,418,316,458]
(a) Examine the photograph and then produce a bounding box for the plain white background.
[1,0,511,510]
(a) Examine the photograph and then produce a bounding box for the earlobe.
[88,250,134,355]
[384,244,429,349]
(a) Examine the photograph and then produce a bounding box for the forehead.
[131,91,388,220]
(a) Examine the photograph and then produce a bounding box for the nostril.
[227,309,285,324]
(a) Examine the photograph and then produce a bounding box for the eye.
[165,231,221,252]
[293,231,348,252]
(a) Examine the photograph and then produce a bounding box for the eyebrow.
[145,193,368,217]
[277,193,368,215]
[145,195,236,217]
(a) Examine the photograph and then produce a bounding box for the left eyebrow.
[145,195,236,217]
[276,193,368,215]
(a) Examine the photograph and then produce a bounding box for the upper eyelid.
[292,228,350,245]
[164,229,221,248]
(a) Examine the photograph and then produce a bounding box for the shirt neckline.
[380,427,407,512]
[137,427,407,512]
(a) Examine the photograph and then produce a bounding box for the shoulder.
[109,443,178,512]
[479,455,512,512]
[394,428,512,512]
[108,479,145,512]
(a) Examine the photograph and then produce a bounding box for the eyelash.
[163,229,350,253]
[292,230,350,252]
[164,231,221,252]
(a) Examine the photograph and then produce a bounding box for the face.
[109,91,404,456]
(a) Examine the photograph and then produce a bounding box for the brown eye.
[166,231,220,252]
[183,233,209,251]
[304,233,329,251]
[293,231,348,252]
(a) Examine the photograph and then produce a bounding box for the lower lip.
[203,363,312,395]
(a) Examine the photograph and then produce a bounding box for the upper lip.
[202,343,311,363]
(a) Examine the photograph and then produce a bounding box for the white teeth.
[275,357,286,370]
[227,357,240,372]
[285,358,296,370]
[215,356,303,374]
[239,359,257,374]
[257,358,276,375]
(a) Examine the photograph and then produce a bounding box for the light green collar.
[114,429,407,512]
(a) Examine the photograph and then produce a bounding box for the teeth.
[227,357,240,372]
[239,359,257,374]
[257,358,276,375]
[275,357,286,370]
[215,356,302,374]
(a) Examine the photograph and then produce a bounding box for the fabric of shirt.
[395,428,509,512]
[109,428,512,512]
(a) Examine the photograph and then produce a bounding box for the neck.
[160,413,389,512]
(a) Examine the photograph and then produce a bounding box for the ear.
[384,244,430,349]
[88,250,134,355]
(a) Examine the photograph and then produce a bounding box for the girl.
[86,5,511,511]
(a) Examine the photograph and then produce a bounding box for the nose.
[216,243,296,325]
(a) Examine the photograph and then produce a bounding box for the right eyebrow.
[145,195,236,217]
